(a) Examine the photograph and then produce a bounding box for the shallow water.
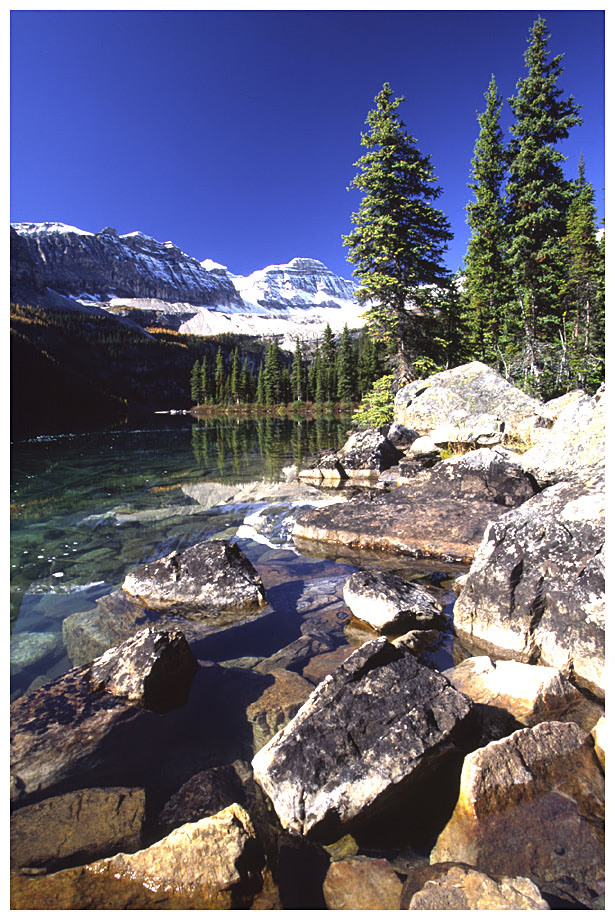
[11,415,369,696]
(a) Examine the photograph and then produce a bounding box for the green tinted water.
[10,414,354,698]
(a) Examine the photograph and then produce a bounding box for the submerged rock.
[246,669,314,753]
[407,864,550,910]
[11,787,145,873]
[10,804,265,910]
[343,569,446,634]
[122,540,266,619]
[431,721,605,909]
[252,638,474,839]
[453,481,605,697]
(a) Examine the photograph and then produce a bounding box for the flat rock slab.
[293,448,535,564]
[343,569,446,634]
[122,540,266,619]
[252,637,474,840]
[11,666,146,805]
[11,786,145,872]
[454,481,605,697]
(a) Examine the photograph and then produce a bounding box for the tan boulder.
[323,855,403,910]
[10,803,264,910]
[408,864,549,910]
[443,656,582,726]
[431,721,605,908]
[246,668,313,753]
[10,787,144,872]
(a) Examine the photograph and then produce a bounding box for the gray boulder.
[337,428,403,478]
[386,421,420,448]
[122,540,266,619]
[393,362,544,445]
[454,481,605,697]
[343,570,446,634]
[252,638,474,839]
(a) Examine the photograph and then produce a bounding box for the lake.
[10,413,377,697]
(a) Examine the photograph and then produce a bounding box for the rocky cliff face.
[10,223,360,340]
[10,223,243,309]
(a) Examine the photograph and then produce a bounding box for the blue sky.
[10,9,605,279]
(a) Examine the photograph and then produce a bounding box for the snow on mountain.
[10,222,364,346]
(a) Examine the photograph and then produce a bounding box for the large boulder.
[520,385,604,488]
[343,569,446,634]
[393,362,544,445]
[11,787,145,873]
[293,448,536,565]
[122,540,266,619]
[431,721,605,909]
[157,764,246,835]
[252,638,474,839]
[453,482,605,697]
[10,804,265,910]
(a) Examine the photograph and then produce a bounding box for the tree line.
[189,325,387,407]
[344,16,604,399]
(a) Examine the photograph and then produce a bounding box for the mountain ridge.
[10,222,363,346]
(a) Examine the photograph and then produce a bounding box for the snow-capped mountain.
[11,222,363,346]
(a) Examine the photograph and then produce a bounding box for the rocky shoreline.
[10,362,605,909]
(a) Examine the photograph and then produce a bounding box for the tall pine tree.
[559,156,605,392]
[343,82,452,380]
[463,76,514,370]
[506,16,582,393]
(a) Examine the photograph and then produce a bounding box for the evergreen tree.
[263,339,281,405]
[190,359,202,405]
[215,347,225,404]
[559,156,605,391]
[291,339,306,402]
[200,355,211,403]
[506,16,582,392]
[255,364,265,404]
[336,324,355,401]
[321,324,337,401]
[343,82,453,379]
[229,347,241,404]
[463,76,514,369]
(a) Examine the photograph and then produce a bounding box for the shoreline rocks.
[252,638,475,840]
[343,569,446,635]
[122,540,266,619]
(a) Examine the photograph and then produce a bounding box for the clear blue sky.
[10,9,605,279]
